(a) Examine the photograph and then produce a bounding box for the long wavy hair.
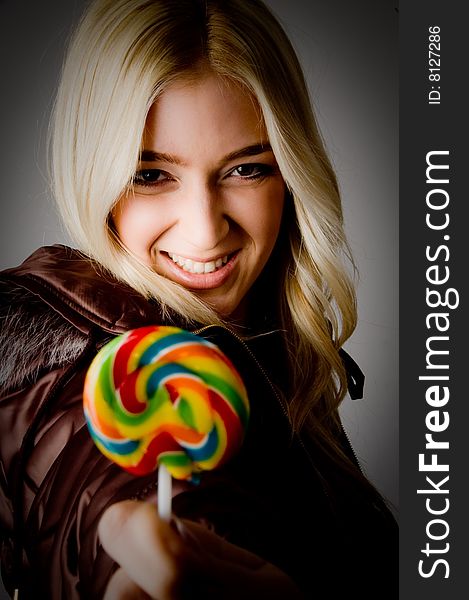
[51,0,358,467]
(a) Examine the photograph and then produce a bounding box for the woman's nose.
[179,182,229,251]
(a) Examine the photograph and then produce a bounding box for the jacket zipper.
[340,420,364,475]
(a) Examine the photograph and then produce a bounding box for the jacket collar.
[1,245,165,335]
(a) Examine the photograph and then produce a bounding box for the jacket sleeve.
[0,281,122,598]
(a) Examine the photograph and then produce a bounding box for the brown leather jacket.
[0,245,397,599]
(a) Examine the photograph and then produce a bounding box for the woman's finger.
[99,500,187,599]
[103,567,152,600]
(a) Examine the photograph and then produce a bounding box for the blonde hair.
[51,0,357,449]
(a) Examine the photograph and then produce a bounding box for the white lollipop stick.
[157,463,172,521]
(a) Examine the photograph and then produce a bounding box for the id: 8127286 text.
[428,26,441,105]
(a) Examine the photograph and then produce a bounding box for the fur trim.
[0,283,88,394]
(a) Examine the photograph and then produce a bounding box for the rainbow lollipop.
[83,325,249,518]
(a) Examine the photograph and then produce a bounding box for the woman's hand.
[98,500,304,600]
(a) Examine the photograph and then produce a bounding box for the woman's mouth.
[167,252,229,274]
[159,250,239,290]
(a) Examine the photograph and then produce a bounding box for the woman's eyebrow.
[139,150,186,165]
[139,142,272,165]
[222,142,272,162]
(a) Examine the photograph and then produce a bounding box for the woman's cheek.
[113,197,168,262]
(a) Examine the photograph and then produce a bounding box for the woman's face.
[113,73,285,318]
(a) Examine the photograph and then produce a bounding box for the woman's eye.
[229,163,272,179]
[132,169,172,187]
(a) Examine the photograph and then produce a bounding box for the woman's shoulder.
[0,277,89,394]
[1,244,161,334]
[0,244,163,394]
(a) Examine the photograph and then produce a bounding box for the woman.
[0,0,397,598]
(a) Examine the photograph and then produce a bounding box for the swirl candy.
[83,325,249,481]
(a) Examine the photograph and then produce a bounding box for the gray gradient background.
[0,0,397,593]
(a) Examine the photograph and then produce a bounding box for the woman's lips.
[159,250,239,290]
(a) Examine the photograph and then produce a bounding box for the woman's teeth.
[168,253,229,274]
